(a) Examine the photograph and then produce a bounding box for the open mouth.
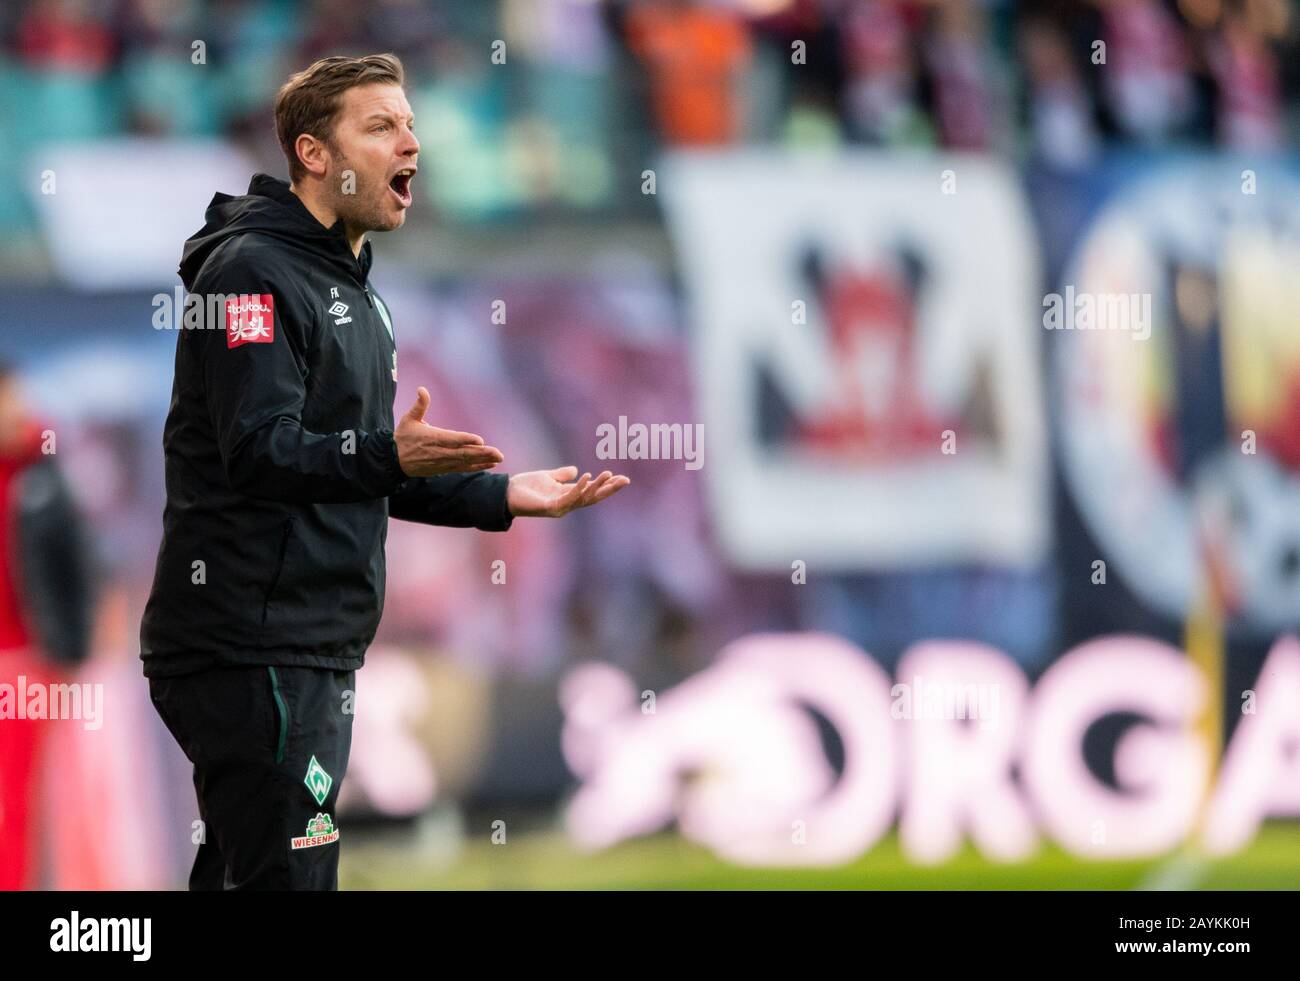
[389,168,415,207]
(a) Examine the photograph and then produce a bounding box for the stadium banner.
[561,630,1300,866]
[1029,156,1300,641]
[661,151,1050,571]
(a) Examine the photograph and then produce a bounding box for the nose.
[401,124,420,158]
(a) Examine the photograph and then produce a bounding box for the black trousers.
[149,664,355,890]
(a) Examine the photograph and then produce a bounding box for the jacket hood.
[178,173,372,290]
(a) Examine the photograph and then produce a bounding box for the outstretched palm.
[507,466,630,518]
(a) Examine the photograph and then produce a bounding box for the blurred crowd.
[0,0,1295,230]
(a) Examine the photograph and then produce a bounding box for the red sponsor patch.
[226,293,275,348]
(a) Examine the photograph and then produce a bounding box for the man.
[0,362,94,888]
[140,54,628,891]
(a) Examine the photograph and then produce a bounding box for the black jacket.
[140,174,512,679]
[12,454,94,666]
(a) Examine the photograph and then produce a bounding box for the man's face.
[322,83,420,234]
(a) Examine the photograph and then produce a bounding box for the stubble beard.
[328,149,402,235]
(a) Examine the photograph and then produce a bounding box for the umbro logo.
[328,300,352,325]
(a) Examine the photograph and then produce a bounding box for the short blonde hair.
[274,53,405,180]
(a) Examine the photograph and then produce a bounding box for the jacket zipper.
[363,286,395,393]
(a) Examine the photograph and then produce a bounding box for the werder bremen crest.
[304,755,332,805]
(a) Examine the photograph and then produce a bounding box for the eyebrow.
[363,112,415,125]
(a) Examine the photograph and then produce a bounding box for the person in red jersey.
[0,361,95,889]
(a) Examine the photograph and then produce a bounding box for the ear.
[295,132,330,179]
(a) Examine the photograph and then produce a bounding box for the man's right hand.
[394,386,504,477]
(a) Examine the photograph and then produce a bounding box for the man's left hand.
[507,466,630,518]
